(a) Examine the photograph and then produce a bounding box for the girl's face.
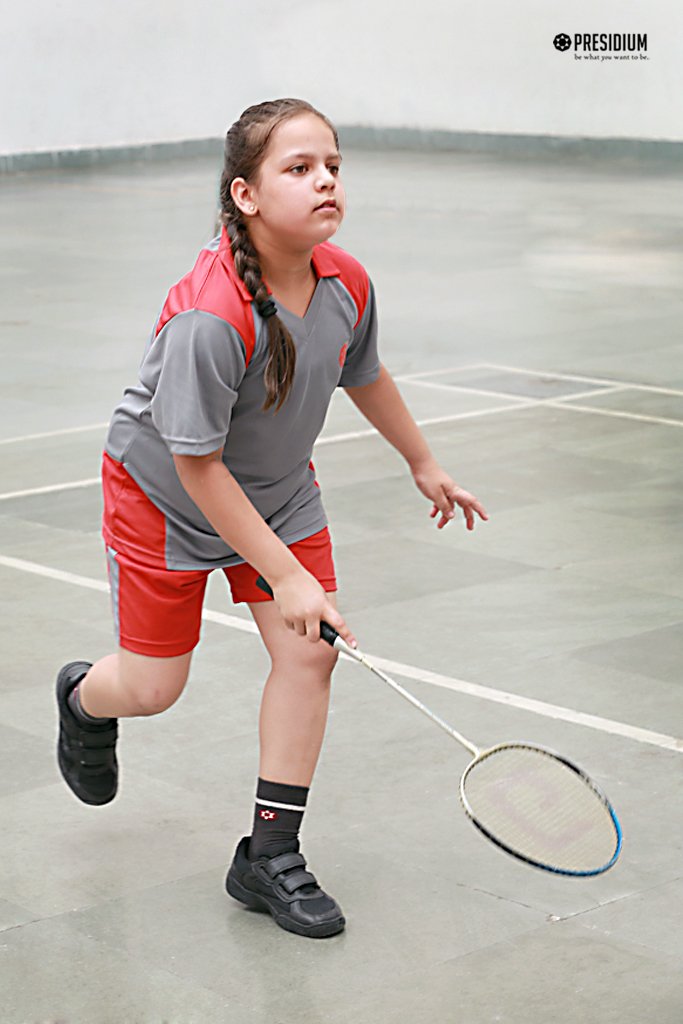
[236,112,345,251]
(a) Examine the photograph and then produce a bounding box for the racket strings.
[461,745,619,873]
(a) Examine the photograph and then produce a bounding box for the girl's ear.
[230,177,258,217]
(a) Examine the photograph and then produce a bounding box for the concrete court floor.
[1,144,682,1023]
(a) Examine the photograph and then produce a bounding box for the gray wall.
[3,0,681,157]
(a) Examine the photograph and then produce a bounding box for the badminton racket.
[255,576,622,877]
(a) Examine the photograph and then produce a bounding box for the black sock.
[68,683,110,725]
[248,778,309,860]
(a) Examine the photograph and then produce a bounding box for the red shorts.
[101,453,337,658]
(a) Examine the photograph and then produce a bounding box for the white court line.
[2,362,679,445]
[314,399,542,447]
[0,403,543,501]
[393,368,683,429]
[479,362,683,399]
[402,362,683,400]
[0,552,681,754]
[547,401,683,430]
[0,555,261,633]
[395,377,626,405]
[366,652,683,754]
[399,364,488,381]
[0,478,100,502]
[0,402,543,502]
[0,367,483,446]
[550,385,629,402]
[0,422,109,446]
[0,557,110,593]
[394,377,532,403]
[2,390,680,503]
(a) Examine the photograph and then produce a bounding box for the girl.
[56,98,488,939]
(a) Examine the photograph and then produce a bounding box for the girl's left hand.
[412,459,489,531]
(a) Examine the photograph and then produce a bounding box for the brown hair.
[218,98,340,412]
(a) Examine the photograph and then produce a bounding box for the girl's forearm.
[173,453,301,585]
[345,364,433,470]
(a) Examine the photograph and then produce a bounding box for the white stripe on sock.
[255,798,306,813]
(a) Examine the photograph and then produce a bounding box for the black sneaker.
[56,661,118,806]
[226,837,345,938]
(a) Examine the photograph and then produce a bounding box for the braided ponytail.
[226,211,296,413]
[218,98,339,413]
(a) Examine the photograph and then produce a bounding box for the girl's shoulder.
[155,232,258,364]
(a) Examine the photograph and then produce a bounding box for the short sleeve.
[147,310,247,455]
[338,279,381,388]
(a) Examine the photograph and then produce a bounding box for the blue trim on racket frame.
[467,803,622,877]
[461,744,623,877]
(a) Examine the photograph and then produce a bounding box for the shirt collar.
[219,225,341,303]
[311,243,342,279]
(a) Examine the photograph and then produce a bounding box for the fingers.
[431,502,450,529]
[469,497,490,522]
[430,487,490,530]
[466,498,489,531]
[321,603,357,649]
[431,486,456,529]
[304,615,321,643]
[432,488,455,528]
[290,604,357,648]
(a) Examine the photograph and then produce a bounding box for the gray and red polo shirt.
[104,226,381,569]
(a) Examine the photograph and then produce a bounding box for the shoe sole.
[56,662,117,807]
[226,870,345,938]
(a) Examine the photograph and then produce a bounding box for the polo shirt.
[104,226,381,569]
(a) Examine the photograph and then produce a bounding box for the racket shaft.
[254,574,479,757]
[348,649,480,757]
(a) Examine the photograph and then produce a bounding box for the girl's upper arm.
[148,311,247,456]
[173,446,225,478]
[338,278,381,389]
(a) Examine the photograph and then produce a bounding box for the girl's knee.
[126,686,183,717]
[272,641,339,680]
[118,650,191,716]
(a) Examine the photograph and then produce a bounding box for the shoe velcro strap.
[263,851,305,877]
[78,749,114,766]
[280,869,318,895]
[79,730,117,748]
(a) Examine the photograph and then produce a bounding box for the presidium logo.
[553,32,649,60]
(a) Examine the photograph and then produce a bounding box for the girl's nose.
[316,165,336,188]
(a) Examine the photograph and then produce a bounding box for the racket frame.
[459,741,623,877]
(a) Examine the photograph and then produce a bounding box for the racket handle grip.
[254,575,341,649]
[320,621,342,648]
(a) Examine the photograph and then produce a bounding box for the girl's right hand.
[272,570,357,648]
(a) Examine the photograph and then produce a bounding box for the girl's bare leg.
[77,649,193,718]
[227,595,346,937]
[247,593,340,786]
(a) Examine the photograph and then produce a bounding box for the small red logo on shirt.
[338,343,348,367]
[259,809,278,821]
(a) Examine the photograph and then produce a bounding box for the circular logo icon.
[553,33,572,52]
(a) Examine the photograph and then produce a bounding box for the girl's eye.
[289,164,341,175]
